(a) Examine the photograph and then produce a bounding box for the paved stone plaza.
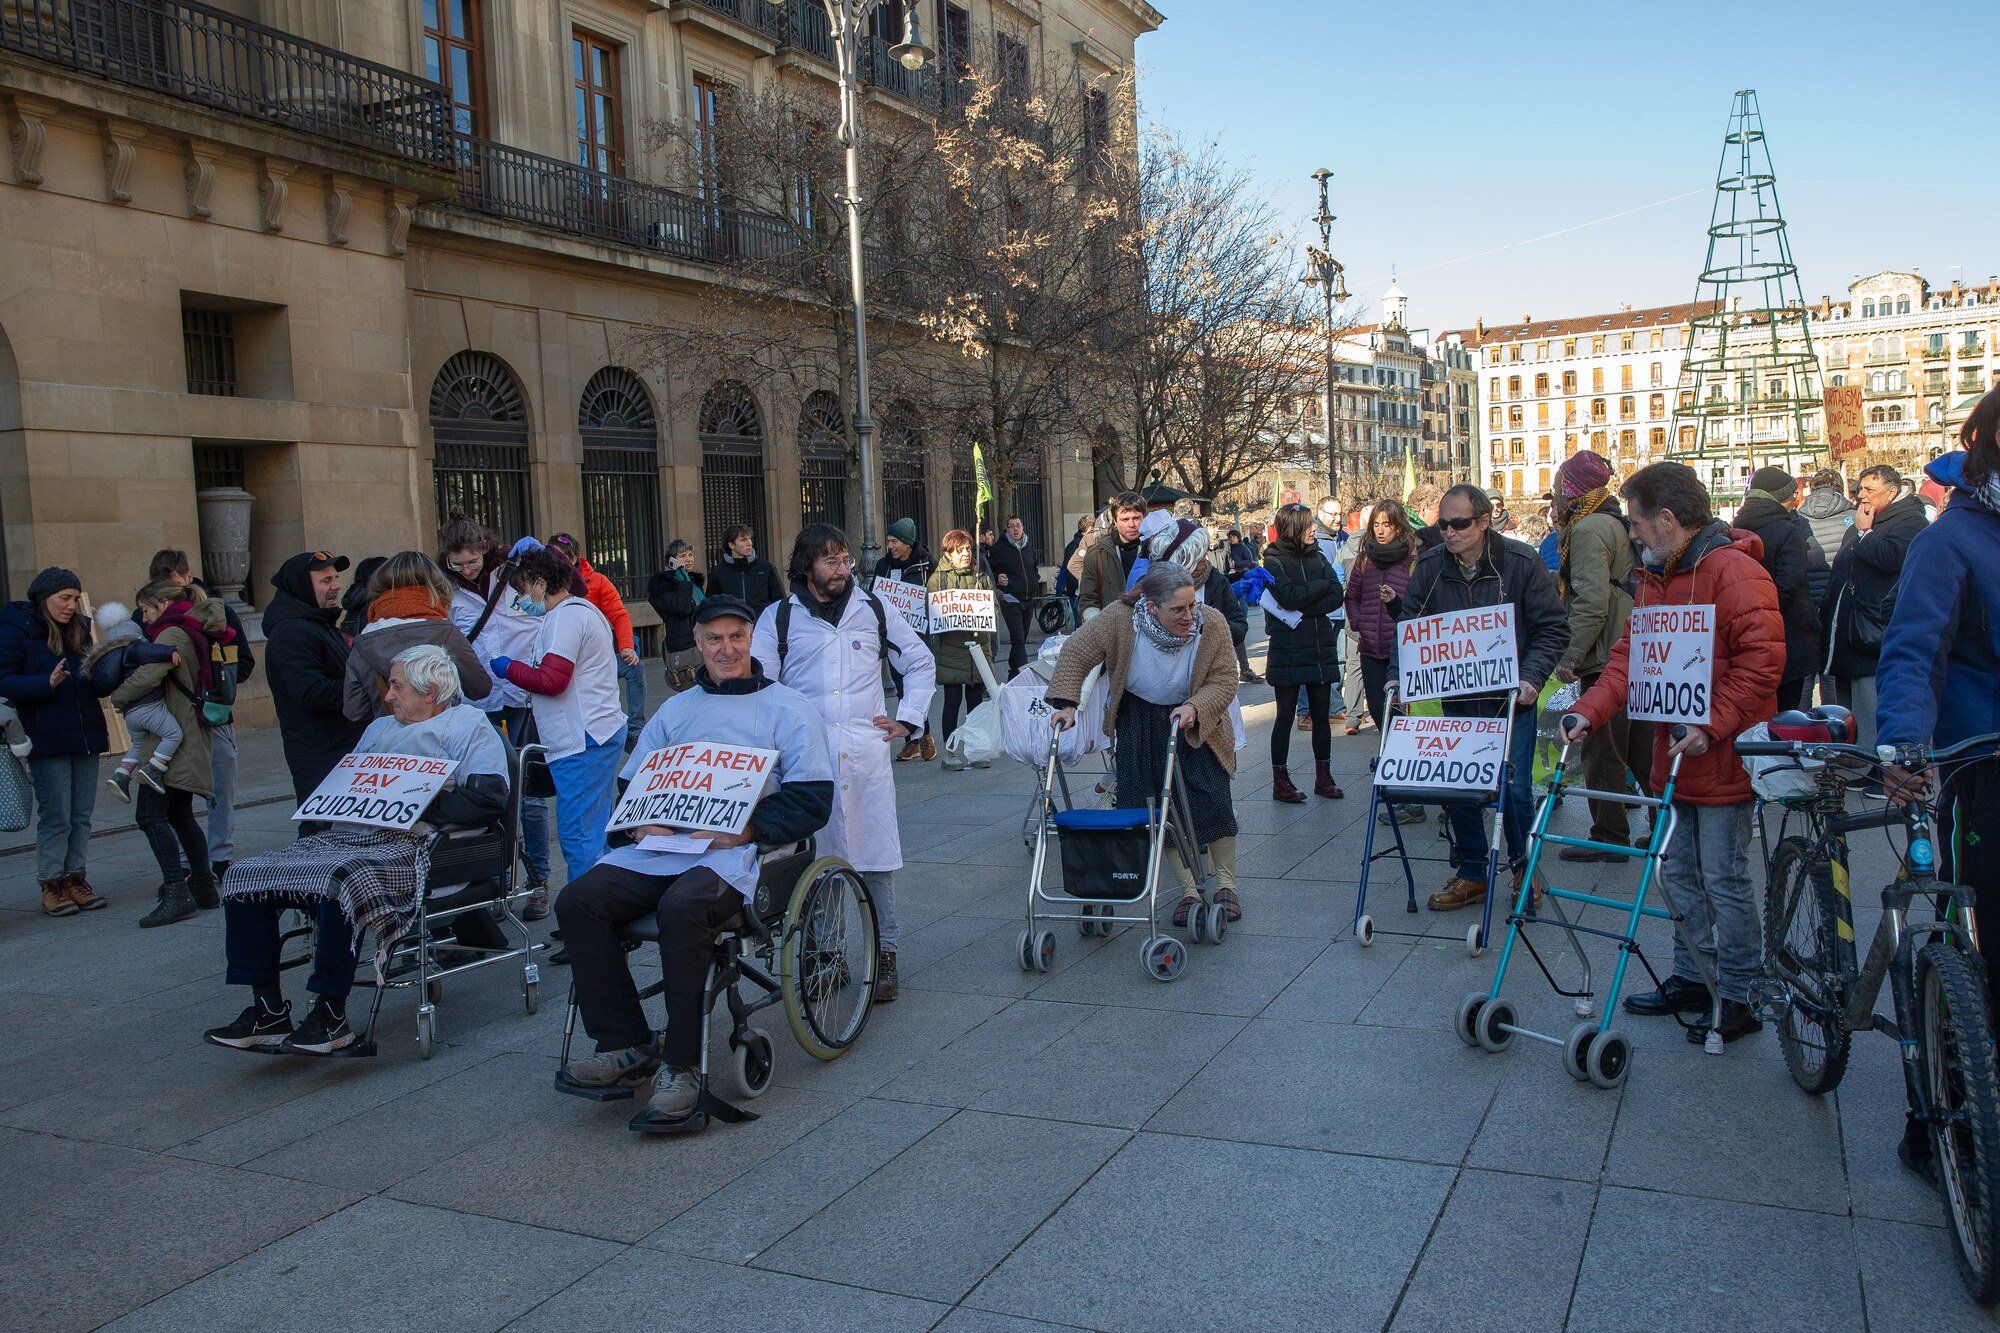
[0,658,1990,1332]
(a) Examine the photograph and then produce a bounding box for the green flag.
[1271,476,1282,511]
[1402,447,1417,501]
[973,441,992,516]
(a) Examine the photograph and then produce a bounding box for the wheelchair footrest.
[553,1070,640,1101]
[627,1086,758,1135]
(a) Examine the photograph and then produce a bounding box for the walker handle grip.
[1671,724,1690,741]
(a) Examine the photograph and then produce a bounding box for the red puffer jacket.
[1576,522,1785,806]
[574,558,634,654]
[1346,552,1413,660]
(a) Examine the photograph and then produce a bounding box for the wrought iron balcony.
[0,0,452,166]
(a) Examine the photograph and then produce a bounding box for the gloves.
[508,536,544,559]
[489,657,513,679]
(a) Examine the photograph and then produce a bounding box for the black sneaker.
[280,998,356,1055]
[1623,974,1713,1017]
[1686,999,1764,1045]
[205,999,293,1051]
[875,949,900,1004]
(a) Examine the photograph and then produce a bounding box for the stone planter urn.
[195,485,257,622]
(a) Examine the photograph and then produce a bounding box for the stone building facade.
[0,0,1159,725]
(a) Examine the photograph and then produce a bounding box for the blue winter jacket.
[0,601,109,756]
[1875,451,2000,749]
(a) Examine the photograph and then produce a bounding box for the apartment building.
[0,0,1159,723]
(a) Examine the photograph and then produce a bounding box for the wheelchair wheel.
[732,1027,775,1099]
[780,859,879,1061]
[1037,599,1067,634]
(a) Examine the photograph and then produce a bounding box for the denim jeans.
[224,895,357,998]
[28,752,97,880]
[866,870,898,950]
[1446,704,1537,881]
[618,657,647,746]
[206,722,237,862]
[1661,799,1760,1002]
[490,707,551,884]
[550,732,622,882]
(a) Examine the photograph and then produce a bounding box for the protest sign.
[874,577,930,632]
[607,742,779,836]
[1626,604,1714,725]
[293,752,457,830]
[1396,605,1519,701]
[928,585,996,633]
[1373,715,1509,793]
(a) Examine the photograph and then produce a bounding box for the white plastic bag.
[946,697,1005,766]
[1739,721,1819,801]
[1000,667,1107,765]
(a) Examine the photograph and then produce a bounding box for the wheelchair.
[281,743,548,1060]
[554,839,880,1135]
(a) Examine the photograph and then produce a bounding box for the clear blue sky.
[1134,0,2000,333]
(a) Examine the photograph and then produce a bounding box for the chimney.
[1474,317,1484,339]
[1988,276,1999,302]
[1950,280,1964,303]
[1522,314,1531,324]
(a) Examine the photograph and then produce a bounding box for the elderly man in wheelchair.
[555,594,881,1135]
[204,644,512,1056]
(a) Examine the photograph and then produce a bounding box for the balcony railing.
[0,0,452,165]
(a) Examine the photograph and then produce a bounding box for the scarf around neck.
[1556,487,1612,599]
[368,585,448,625]
[1133,599,1196,655]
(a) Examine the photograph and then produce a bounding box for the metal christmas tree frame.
[1667,89,1824,502]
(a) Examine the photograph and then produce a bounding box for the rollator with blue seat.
[1020,714,1215,983]
[1456,716,1724,1089]
[1352,691,1517,958]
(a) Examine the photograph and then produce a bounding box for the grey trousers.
[1830,674,1878,753]
[1341,627,1366,716]
[206,722,237,863]
[865,870,898,951]
[1661,799,1761,1002]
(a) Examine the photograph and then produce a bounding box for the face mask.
[518,599,547,618]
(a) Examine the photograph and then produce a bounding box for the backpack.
[773,591,896,678]
[170,632,238,727]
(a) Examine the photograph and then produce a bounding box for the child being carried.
[85,600,182,801]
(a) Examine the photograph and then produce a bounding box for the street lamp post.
[765,0,930,569]
[1301,167,1348,502]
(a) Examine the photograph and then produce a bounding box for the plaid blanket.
[219,826,433,953]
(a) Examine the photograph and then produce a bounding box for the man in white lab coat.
[754,523,937,1003]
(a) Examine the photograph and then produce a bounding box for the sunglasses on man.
[1438,516,1481,532]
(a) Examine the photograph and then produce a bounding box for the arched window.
[1010,448,1048,558]
[699,381,767,564]
[1886,405,1903,423]
[796,390,850,531]
[430,350,530,538]
[578,368,660,598]
[881,401,926,544]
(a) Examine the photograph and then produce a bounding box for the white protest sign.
[1625,604,1714,726]
[928,586,996,633]
[1396,605,1519,702]
[874,578,930,632]
[293,752,458,830]
[607,742,779,836]
[1373,716,1508,793]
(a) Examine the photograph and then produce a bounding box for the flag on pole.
[1402,447,1417,501]
[1271,476,1282,511]
[973,441,992,518]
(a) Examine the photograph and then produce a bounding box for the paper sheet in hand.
[1257,590,1336,629]
[607,742,778,835]
[637,833,714,854]
[293,752,457,830]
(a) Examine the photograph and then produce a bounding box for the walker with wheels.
[1019,714,1216,982]
[1457,716,1723,1090]
[1351,694,1516,958]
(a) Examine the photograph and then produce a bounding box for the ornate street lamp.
[765,0,930,566]
[1300,167,1348,500]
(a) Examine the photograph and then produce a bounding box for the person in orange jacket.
[1560,462,1785,1048]
[548,534,644,750]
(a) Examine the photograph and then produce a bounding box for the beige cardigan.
[1046,601,1240,776]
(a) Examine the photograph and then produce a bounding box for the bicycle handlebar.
[1735,731,2000,769]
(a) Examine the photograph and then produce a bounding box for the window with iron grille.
[699,381,767,565]
[797,390,849,532]
[193,445,246,492]
[578,368,660,599]
[1010,451,1048,561]
[430,350,531,539]
[183,307,237,397]
[881,405,926,546]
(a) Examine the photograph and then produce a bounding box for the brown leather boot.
[1272,767,1306,804]
[1427,875,1487,912]
[62,872,107,912]
[41,880,80,917]
[1313,762,1344,799]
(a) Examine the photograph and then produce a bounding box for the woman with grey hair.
[1045,561,1245,923]
[204,644,510,1057]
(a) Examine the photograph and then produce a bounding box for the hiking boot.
[281,997,357,1055]
[205,998,293,1051]
[106,767,134,804]
[563,1044,661,1089]
[1295,713,1311,732]
[896,740,922,762]
[138,879,197,929]
[521,880,550,922]
[645,1066,702,1121]
[1427,876,1486,912]
[1272,767,1306,804]
[40,880,80,917]
[920,735,936,761]
[1623,974,1712,1017]
[874,949,900,1004]
[1686,999,1763,1046]
[1313,762,1344,799]
[61,872,107,912]
[186,870,219,911]
[135,760,169,796]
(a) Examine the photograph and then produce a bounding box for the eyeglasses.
[1438,516,1480,532]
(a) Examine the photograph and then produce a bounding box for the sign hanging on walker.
[1625,604,1714,726]
[1395,605,1519,701]
[873,577,930,632]
[1373,715,1508,793]
[293,752,457,830]
[928,586,996,634]
[607,742,779,836]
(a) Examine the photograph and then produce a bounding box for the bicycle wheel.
[1762,836,1854,1095]
[1917,939,2000,1303]
[1037,599,1066,634]
[780,859,879,1061]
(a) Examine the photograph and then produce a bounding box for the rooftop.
[1446,300,1723,348]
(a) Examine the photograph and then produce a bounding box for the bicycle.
[1738,711,2000,1302]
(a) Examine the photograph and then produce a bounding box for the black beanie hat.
[1748,466,1797,502]
[26,567,81,603]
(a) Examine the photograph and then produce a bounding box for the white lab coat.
[752,589,937,872]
